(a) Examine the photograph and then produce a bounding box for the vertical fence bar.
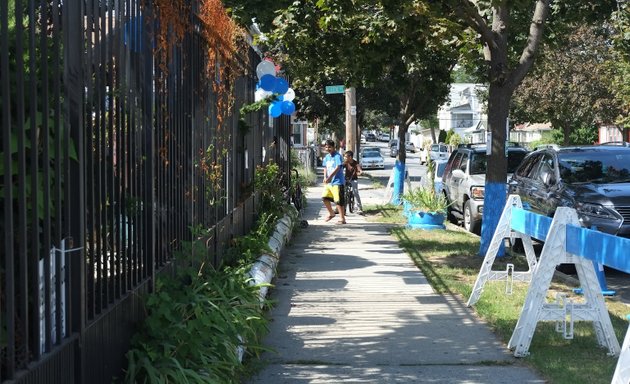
[27,0,42,361]
[39,0,54,354]
[1,0,15,376]
[14,0,30,376]
[63,0,85,345]
[142,2,155,285]
[84,0,96,321]
[106,0,116,305]
[51,0,64,346]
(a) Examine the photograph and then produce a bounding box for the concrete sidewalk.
[246,179,545,383]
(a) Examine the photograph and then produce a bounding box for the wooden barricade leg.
[507,216,565,355]
[508,208,620,357]
[612,317,630,384]
[467,195,537,307]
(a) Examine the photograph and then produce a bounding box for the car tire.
[463,200,480,234]
[444,192,457,224]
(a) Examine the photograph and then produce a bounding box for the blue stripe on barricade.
[511,208,552,241]
[565,224,630,275]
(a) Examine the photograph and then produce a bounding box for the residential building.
[437,83,487,143]
[510,122,553,146]
[599,124,629,144]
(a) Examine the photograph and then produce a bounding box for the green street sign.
[325,85,345,94]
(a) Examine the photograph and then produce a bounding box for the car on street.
[508,145,630,238]
[359,149,384,169]
[389,139,416,157]
[379,132,390,142]
[442,143,529,233]
[429,143,450,162]
[362,146,381,154]
[365,133,377,142]
[432,159,449,194]
[389,141,399,157]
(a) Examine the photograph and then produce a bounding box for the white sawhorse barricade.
[467,195,630,384]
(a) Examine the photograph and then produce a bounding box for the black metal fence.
[0,0,291,382]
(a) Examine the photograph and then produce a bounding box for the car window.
[435,161,448,178]
[516,153,542,178]
[537,154,555,184]
[459,152,469,172]
[469,152,485,174]
[445,152,463,178]
[558,151,630,184]
[362,152,381,158]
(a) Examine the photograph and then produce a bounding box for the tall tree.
[609,1,630,132]
[511,24,623,145]
[437,0,615,254]
[269,0,460,199]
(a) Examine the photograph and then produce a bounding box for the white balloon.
[283,88,295,102]
[254,88,271,102]
[256,60,276,79]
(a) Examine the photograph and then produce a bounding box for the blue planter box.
[406,210,445,230]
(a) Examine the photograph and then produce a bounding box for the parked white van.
[429,143,449,162]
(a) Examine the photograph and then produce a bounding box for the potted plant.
[402,160,449,229]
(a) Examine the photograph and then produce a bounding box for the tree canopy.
[511,23,624,145]
[268,0,462,163]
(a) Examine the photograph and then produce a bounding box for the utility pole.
[345,87,356,154]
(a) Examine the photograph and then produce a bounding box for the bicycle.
[344,180,355,214]
[291,169,308,228]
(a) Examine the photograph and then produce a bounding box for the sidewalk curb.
[240,206,298,362]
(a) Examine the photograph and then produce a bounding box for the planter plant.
[402,160,449,229]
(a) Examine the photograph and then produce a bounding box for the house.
[599,124,629,144]
[510,122,553,146]
[437,83,488,144]
[290,117,310,147]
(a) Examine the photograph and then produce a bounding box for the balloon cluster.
[255,59,296,118]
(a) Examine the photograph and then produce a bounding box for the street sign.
[325,85,345,94]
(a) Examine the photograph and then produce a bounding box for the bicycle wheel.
[292,185,303,211]
[346,185,354,213]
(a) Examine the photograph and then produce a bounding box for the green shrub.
[124,262,269,384]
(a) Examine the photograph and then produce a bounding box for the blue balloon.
[269,102,282,118]
[281,100,296,115]
[273,78,289,95]
[260,74,277,92]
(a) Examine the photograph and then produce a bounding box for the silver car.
[360,150,384,169]
[442,144,528,234]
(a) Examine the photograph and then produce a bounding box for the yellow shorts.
[322,184,344,205]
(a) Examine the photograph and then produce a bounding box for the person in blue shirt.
[321,139,346,224]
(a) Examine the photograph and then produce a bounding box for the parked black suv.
[508,145,630,237]
[442,143,529,234]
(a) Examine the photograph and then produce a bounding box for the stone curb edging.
[237,206,299,362]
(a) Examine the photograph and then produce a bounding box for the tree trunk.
[391,115,411,204]
[430,125,437,144]
[563,124,571,146]
[397,123,408,165]
[479,78,513,256]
